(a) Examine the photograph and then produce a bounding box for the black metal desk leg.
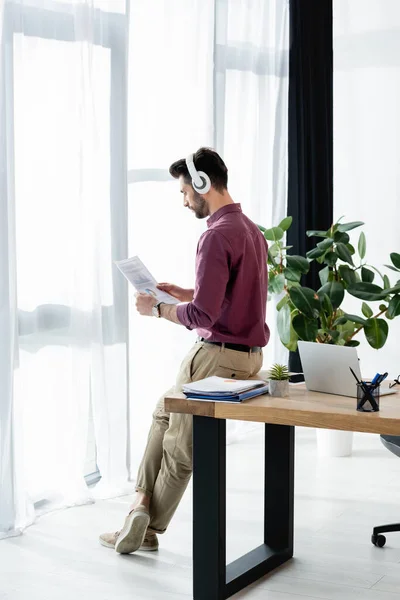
[192,418,295,600]
[264,424,295,554]
[193,416,226,600]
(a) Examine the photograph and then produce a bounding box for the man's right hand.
[157,283,194,303]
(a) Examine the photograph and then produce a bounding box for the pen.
[350,367,379,411]
[371,373,381,386]
[349,367,362,385]
[376,372,388,387]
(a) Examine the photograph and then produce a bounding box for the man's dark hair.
[169,147,228,192]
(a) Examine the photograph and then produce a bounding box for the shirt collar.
[207,203,242,228]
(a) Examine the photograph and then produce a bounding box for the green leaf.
[306,229,328,238]
[382,284,400,295]
[345,340,361,347]
[338,265,357,286]
[278,216,293,232]
[347,282,386,301]
[369,265,384,281]
[347,243,356,256]
[269,273,285,294]
[337,221,364,232]
[336,243,354,266]
[337,316,356,341]
[258,225,267,233]
[283,267,302,282]
[292,314,318,341]
[379,303,388,312]
[319,266,330,286]
[286,255,310,274]
[358,232,366,260]
[285,318,299,352]
[361,266,375,283]
[322,293,334,316]
[342,314,367,326]
[387,295,400,319]
[277,303,291,345]
[326,329,341,342]
[333,316,348,326]
[391,253,400,269]
[268,243,280,258]
[268,250,277,267]
[317,238,335,251]
[364,318,389,350]
[384,264,400,273]
[333,231,350,244]
[362,302,373,318]
[306,247,326,260]
[289,287,320,319]
[276,295,289,311]
[264,227,284,242]
[318,281,345,310]
[324,251,338,267]
[383,274,391,291]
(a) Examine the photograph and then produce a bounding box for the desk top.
[164,385,400,435]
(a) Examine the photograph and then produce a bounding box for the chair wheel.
[371,534,386,547]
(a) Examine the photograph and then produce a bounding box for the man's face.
[180,177,210,219]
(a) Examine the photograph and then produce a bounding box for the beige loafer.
[99,529,159,552]
[114,505,151,554]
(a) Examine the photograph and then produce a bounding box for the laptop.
[298,341,396,398]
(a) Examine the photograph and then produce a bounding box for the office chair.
[371,435,400,547]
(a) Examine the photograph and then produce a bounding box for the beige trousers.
[135,340,263,533]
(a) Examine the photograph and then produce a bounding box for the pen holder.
[356,382,380,412]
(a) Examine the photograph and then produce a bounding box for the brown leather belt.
[199,338,262,353]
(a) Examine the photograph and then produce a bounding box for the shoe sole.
[115,511,150,554]
[139,543,159,552]
[99,537,158,552]
[99,537,115,549]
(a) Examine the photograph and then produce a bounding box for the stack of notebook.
[182,376,269,403]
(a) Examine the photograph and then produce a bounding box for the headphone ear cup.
[193,171,211,194]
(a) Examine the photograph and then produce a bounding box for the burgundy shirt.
[176,204,270,347]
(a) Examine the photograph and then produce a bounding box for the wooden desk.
[164,385,400,600]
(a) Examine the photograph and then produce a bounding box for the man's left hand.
[135,293,157,316]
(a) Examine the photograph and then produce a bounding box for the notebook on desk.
[298,341,396,398]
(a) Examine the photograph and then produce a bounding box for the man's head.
[169,147,228,219]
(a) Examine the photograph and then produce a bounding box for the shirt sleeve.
[176,230,231,330]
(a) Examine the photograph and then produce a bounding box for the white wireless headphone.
[185,153,211,194]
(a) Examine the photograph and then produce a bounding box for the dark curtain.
[287,0,333,374]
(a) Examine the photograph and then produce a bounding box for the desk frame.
[193,416,294,600]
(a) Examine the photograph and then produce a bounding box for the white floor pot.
[316,428,353,457]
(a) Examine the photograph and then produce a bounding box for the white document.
[182,376,265,396]
[115,256,179,304]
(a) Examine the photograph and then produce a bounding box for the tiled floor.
[2,426,400,600]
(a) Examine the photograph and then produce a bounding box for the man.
[100,147,269,554]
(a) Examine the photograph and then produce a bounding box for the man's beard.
[192,192,209,219]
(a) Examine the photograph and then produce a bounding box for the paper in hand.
[115,256,179,304]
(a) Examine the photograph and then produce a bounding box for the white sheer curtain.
[0,0,130,539]
[334,0,400,377]
[127,0,289,470]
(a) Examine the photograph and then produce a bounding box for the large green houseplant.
[259,217,400,351]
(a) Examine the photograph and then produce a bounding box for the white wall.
[334,0,400,379]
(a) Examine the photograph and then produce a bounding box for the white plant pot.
[316,428,353,457]
[269,379,289,398]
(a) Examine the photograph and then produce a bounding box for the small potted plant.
[267,364,290,397]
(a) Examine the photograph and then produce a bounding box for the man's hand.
[135,293,157,316]
[157,283,194,303]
